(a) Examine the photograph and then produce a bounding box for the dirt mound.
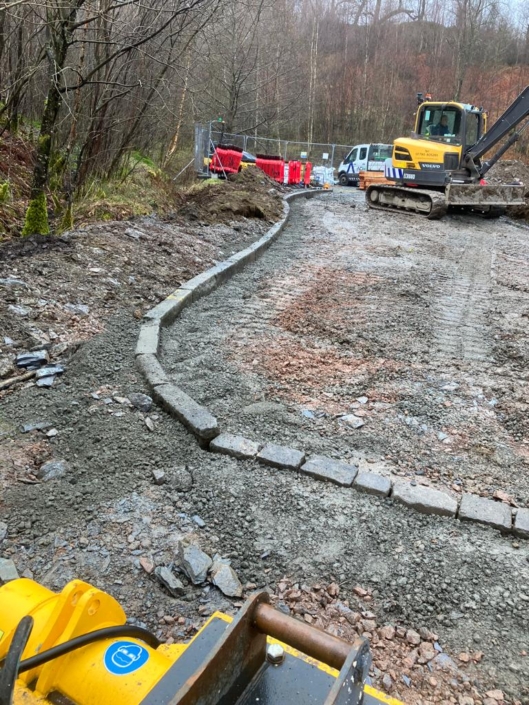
[179,168,284,224]
[488,159,529,219]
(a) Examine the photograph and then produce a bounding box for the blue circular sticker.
[104,641,149,675]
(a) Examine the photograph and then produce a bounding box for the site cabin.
[338,143,393,186]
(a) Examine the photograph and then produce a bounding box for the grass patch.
[75,164,181,225]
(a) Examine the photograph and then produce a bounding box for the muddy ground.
[1,188,529,703]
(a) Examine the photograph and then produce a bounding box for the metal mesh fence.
[194,123,355,175]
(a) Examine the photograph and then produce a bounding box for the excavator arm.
[463,85,529,178]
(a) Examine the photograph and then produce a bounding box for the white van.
[337,143,393,186]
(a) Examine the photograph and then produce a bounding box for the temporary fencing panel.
[210,145,243,174]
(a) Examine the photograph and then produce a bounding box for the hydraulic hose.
[0,624,161,675]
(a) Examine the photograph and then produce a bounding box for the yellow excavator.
[0,577,402,705]
[366,87,529,219]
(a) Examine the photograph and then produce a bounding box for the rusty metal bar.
[253,602,351,671]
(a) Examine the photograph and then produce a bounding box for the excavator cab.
[415,102,485,149]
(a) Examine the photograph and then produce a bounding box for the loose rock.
[129,393,153,412]
[0,558,19,583]
[37,460,68,482]
[211,563,243,597]
[179,543,212,584]
[154,566,185,596]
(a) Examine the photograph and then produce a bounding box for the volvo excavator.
[366,86,529,219]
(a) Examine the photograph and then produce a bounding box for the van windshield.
[368,145,392,161]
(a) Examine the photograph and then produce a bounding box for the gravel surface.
[1,190,529,702]
[162,189,529,507]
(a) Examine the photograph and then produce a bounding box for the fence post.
[284,141,288,160]
[331,144,336,169]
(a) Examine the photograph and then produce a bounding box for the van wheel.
[339,172,349,186]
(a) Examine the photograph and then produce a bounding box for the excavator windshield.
[418,106,462,145]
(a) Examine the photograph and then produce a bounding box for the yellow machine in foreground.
[0,578,402,705]
[367,87,529,219]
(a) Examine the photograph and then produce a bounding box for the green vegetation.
[0,182,10,203]
[21,192,50,236]
[75,161,180,225]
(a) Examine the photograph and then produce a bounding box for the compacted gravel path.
[1,190,529,701]
[162,189,529,505]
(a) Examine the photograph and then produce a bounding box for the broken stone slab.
[129,393,153,413]
[192,515,205,528]
[8,304,30,317]
[210,433,261,460]
[513,508,529,539]
[135,321,160,357]
[36,376,56,388]
[65,303,90,316]
[21,421,53,433]
[136,354,169,388]
[35,364,65,379]
[0,277,28,288]
[256,443,305,471]
[153,383,219,441]
[211,563,243,598]
[301,455,358,487]
[143,288,193,326]
[16,350,49,369]
[353,471,392,497]
[125,227,143,240]
[339,414,365,429]
[392,481,458,518]
[37,460,68,482]
[179,543,212,584]
[0,558,19,583]
[154,566,185,596]
[458,494,512,533]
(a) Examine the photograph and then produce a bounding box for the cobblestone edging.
[136,190,528,541]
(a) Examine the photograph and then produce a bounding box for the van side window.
[359,147,367,160]
[348,148,358,163]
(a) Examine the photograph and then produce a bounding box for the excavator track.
[366,184,448,219]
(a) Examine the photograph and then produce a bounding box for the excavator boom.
[464,86,529,168]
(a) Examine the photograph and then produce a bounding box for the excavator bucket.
[446,182,525,207]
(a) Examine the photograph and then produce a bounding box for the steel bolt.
[266,643,285,665]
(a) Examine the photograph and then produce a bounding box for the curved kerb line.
[135,189,528,541]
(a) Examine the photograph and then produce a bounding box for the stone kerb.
[136,189,322,443]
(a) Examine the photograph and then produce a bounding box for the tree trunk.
[22,1,82,235]
[163,51,192,167]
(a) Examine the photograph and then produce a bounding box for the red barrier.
[256,154,284,183]
[210,145,243,174]
[288,160,301,185]
[303,162,312,186]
